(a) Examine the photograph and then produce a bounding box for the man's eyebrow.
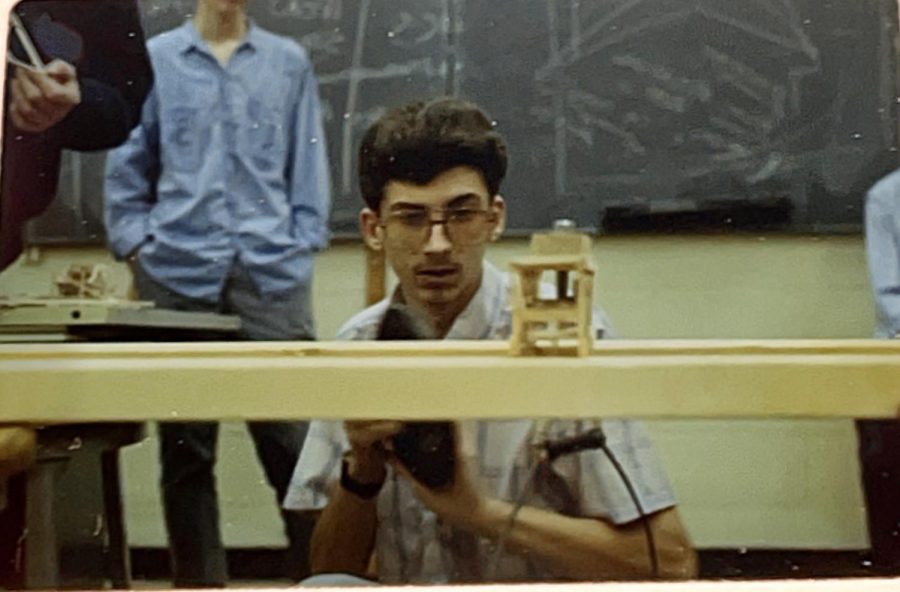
[388,193,484,211]
[445,193,483,208]
[388,202,428,211]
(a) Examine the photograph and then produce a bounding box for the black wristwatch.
[340,454,384,500]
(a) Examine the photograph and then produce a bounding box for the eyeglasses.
[380,206,495,247]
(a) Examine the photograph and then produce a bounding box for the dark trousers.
[159,422,311,586]
[857,419,900,571]
[133,262,315,586]
[0,475,26,588]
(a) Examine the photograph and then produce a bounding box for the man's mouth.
[415,266,460,285]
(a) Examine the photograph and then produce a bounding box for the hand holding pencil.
[7,13,81,134]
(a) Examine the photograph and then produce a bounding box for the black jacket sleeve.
[0,0,154,270]
[17,0,155,150]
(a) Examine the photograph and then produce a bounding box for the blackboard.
[24,0,900,243]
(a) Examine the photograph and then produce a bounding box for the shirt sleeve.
[283,420,348,511]
[545,419,678,525]
[49,0,153,151]
[286,58,331,253]
[103,84,160,260]
[866,182,900,338]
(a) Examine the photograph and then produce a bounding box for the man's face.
[362,166,506,314]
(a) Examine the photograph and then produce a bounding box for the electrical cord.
[599,442,659,578]
[485,457,542,580]
[391,469,408,581]
[486,426,660,580]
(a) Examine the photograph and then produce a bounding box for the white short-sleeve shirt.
[284,261,677,583]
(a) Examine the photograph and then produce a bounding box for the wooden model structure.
[509,230,596,356]
[54,264,114,299]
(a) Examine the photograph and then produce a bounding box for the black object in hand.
[376,303,436,341]
[392,421,456,490]
[376,304,455,489]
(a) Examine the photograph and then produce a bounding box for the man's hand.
[389,422,488,529]
[9,59,81,134]
[343,420,403,484]
[310,421,403,576]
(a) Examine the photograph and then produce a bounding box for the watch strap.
[340,454,384,500]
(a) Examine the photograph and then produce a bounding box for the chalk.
[9,13,45,71]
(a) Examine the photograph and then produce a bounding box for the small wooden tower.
[509,226,595,356]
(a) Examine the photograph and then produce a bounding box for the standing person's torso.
[140,21,315,300]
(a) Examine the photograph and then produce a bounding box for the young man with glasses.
[284,98,696,584]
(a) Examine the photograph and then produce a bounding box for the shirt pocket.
[161,105,212,173]
[241,95,288,173]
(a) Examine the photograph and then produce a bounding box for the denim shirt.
[104,21,330,301]
[866,169,900,338]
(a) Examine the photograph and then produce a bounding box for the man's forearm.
[309,486,379,576]
[460,501,696,581]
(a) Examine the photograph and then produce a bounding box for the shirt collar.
[380,261,505,341]
[178,18,259,56]
[444,260,505,340]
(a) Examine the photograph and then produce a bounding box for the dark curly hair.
[358,97,508,212]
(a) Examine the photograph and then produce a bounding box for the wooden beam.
[365,245,387,305]
[350,582,900,592]
[2,340,900,422]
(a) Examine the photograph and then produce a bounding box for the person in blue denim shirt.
[104,0,331,585]
[859,171,900,571]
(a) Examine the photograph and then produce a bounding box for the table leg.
[102,449,131,589]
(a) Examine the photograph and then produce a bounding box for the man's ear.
[360,208,384,251]
[489,195,507,242]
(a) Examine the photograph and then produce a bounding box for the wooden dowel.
[365,245,387,305]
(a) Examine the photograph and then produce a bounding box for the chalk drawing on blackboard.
[20,0,896,241]
[142,0,195,20]
[388,11,443,48]
[532,0,826,215]
[338,0,370,195]
[267,0,343,20]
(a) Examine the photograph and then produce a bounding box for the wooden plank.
[2,340,900,422]
[365,245,387,305]
[276,579,900,592]
[509,254,593,270]
[4,338,900,358]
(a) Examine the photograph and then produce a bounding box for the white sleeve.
[283,420,349,511]
[546,419,678,525]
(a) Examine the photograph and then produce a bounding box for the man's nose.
[423,220,452,253]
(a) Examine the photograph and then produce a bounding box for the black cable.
[391,470,408,581]
[397,424,660,581]
[485,458,542,580]
[599,442,659,579]
[488,426,660,580]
